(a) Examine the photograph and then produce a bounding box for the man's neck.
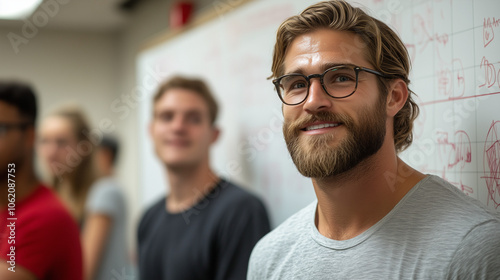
[165,162,219,213]
[312,140,426,240]
[0,162,39,209]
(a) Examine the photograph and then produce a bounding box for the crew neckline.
[309,175,432,250]
[164,178,225,216]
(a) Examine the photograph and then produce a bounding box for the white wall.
[0,0,225,262]
[114,0,171,257]
[0,27,119,124]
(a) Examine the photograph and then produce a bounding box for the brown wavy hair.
[153,76,219,125]
[272,0,419,153]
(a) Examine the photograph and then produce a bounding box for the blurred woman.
[38,106,130,280]
[38,106,96,224]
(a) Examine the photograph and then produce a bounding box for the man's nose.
[302,78,333,113]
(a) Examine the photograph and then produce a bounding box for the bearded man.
[248,1,500,279]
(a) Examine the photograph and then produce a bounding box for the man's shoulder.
[390,175,500,254]
[213,179,266,210]
[140,196,166,221]
[88,177,124,197]
[12,185,80,248]
[86,177,127,214]
[137,196,167,242]
[447,218,500,278]
[21,185,75,225]
[252,201,315,256]
[410,175,499,224]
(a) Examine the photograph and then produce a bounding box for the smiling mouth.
[302,123,341,131]
[163,139,190,146]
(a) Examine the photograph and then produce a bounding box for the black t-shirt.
[137,179,271,280]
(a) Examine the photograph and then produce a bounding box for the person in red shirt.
[0,81,82,280]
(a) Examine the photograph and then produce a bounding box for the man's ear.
[211,126,220,144]
[386,79,409,117]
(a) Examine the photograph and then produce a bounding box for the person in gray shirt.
[247,1,500,279]
[83,136,131,280]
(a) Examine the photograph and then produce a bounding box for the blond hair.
[48,106,96,222]
[272,0,419,153]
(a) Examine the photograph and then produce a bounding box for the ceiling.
[0,0,134,32]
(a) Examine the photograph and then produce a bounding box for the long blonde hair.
[47,106,96,222]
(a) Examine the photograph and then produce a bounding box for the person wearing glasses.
[0,81,82,280]
[137,76,270,280]
[248,1,500,279]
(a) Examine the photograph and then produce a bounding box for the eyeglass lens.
[277,66,358,105]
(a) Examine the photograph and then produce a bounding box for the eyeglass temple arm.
[359,67,406,80]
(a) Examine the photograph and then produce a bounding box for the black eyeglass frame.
[272,65,390,106]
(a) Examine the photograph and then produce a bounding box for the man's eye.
[186,114,202,124]
[158,113,173,122]
[56,139,68,148]
[333,75,353,83]
[291,82,307,89]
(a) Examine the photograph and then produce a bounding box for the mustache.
[283,111,354,136]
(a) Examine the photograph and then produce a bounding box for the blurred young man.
[82,135,129,280]
[248,1,500,279]
[138,76,270,280]
[0,82,82,280]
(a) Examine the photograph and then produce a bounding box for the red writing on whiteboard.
[453,59,465,97]
[437,59,465,98]
[483,121,500,209]
[436,130,473,195]
[435,33,449,46]
[479,57,500,89]
[483,17,500,47]
[437,69,451,97]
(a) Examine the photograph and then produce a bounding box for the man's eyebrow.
[185,109,203,116]
[155,108,203,115]
[284,62,356,76]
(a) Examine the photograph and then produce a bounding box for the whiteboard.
[137,0,500,227]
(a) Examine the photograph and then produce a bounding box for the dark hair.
[100,135,119,165]
[153,76,219,125]
[0,81,37,124]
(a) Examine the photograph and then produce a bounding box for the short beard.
[283,100,386,179]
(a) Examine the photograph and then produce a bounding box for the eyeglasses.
[0,122,31,136]
[272,64,388,106]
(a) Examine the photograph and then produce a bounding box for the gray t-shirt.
[85,177,130,280]
[248,175,500,280]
